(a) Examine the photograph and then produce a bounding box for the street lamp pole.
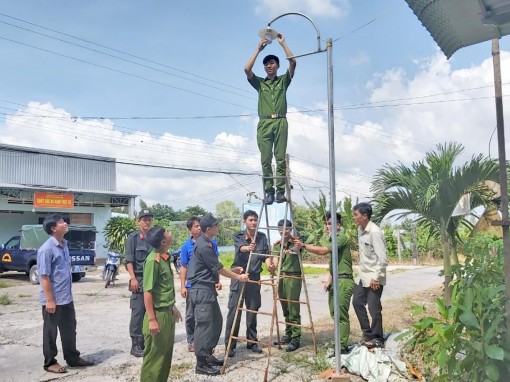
[325,37,342,373]
[265,13,343,376]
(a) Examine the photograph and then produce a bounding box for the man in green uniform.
[140,226,182,382]
[125,210,153,357]
[244,33,296,205]
[272,219,302,352]
[298,212,355,353]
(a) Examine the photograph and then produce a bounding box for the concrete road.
[0,265,442,382]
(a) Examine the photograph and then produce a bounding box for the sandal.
[44,363,67,374]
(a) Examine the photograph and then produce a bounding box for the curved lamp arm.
[267,12,323,57]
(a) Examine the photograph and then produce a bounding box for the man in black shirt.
[187,213,249,376]
[125,209,153,357]
[224,210,274,357]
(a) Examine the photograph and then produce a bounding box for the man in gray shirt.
[352,203,388,349]
[38,214,93,374]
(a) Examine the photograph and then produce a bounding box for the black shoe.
[275,191,287,203]
[286,340,300,352]
[246,343,263,353]
[206,355,224,366]
[195,363,220,376]
[227,348,236,357]
[130,343,144,358]
[273,335,290,345]
[264,192,275,205]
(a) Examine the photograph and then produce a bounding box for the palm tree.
[371,142,500,305]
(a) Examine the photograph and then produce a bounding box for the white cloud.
[2,52,509,212]
[349,51,370,67]
[255,0,350,18]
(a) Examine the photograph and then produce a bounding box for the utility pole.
[491,38,510,353]
[412,224,418,265]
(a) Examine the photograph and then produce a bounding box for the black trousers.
[185,291,196,344]
[42,302,81,368]
[352,281,384,341]
[224,280,261,349]
[189,288,222,357]
[129,277,145,340]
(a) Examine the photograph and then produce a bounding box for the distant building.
[0,143,136,258]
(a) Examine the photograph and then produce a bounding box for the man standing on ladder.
[244,33,296,205]
[224,210,275,357]
[298,212,355,354]
[271,219,303,352]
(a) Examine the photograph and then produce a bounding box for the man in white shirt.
[352,202,388,348]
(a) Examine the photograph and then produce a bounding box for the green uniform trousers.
[328,278,355,349]
[140,308,175,382]
[257,118,288,193]
[279,276,302,341]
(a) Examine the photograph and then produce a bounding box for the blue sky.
[1,0,509,212]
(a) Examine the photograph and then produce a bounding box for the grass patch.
[281,350,330,374]
[0,280,12,288]
[0,294,12,305]
[389,268,408,274]
[219,252,328,276]
[169,362,192,379]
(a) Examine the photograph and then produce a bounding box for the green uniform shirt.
[248,70,292,117]
[143,250,175,309]
[322,232,353,275]
[273,238,301,273]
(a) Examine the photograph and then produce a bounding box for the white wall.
[0,196,112,258]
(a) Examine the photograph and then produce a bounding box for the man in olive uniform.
[224,210,274,357]
[244,33,296,205]
[298,212,354,353]
[187,214,249,376]
[272,219,302,352]
[140,226,182,382]
[125,209,153,357]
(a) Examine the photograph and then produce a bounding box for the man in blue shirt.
[180,216,220,353]
[38,214,93,374]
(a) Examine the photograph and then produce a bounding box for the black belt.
[338,274,353,279]
[260,113,286,119]
[155,305,174,312]
[281,272,302,276]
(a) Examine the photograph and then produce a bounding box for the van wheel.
[29,265,39,285]
[72,273,82,282]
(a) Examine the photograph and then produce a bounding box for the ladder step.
[276,321,313,329]
[230,336,272,347]
[237,307,274,316]
[276,297,309,304]
[278,274,303,280]
[251,252,281,258]
[245,279,277,286]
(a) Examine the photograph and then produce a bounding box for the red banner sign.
[34,192,74,209]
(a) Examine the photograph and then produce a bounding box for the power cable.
[0,36,252,110]
[0,12,253,96]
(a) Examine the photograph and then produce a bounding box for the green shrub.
[398,234,508,381]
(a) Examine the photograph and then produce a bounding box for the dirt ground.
[0,265,442,382]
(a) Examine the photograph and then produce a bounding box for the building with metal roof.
[0,143,137,257]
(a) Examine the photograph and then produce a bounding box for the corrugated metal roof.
[405,0,510,58]
[0,144,117,191]
[0,143,115,162]
[0,183,137,198]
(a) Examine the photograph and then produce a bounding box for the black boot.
[206,354,224,366]
[139,336,145,351]
[196,356,220,376]
[130,337,144,358]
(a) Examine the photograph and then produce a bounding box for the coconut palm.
[371,142,500,305]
